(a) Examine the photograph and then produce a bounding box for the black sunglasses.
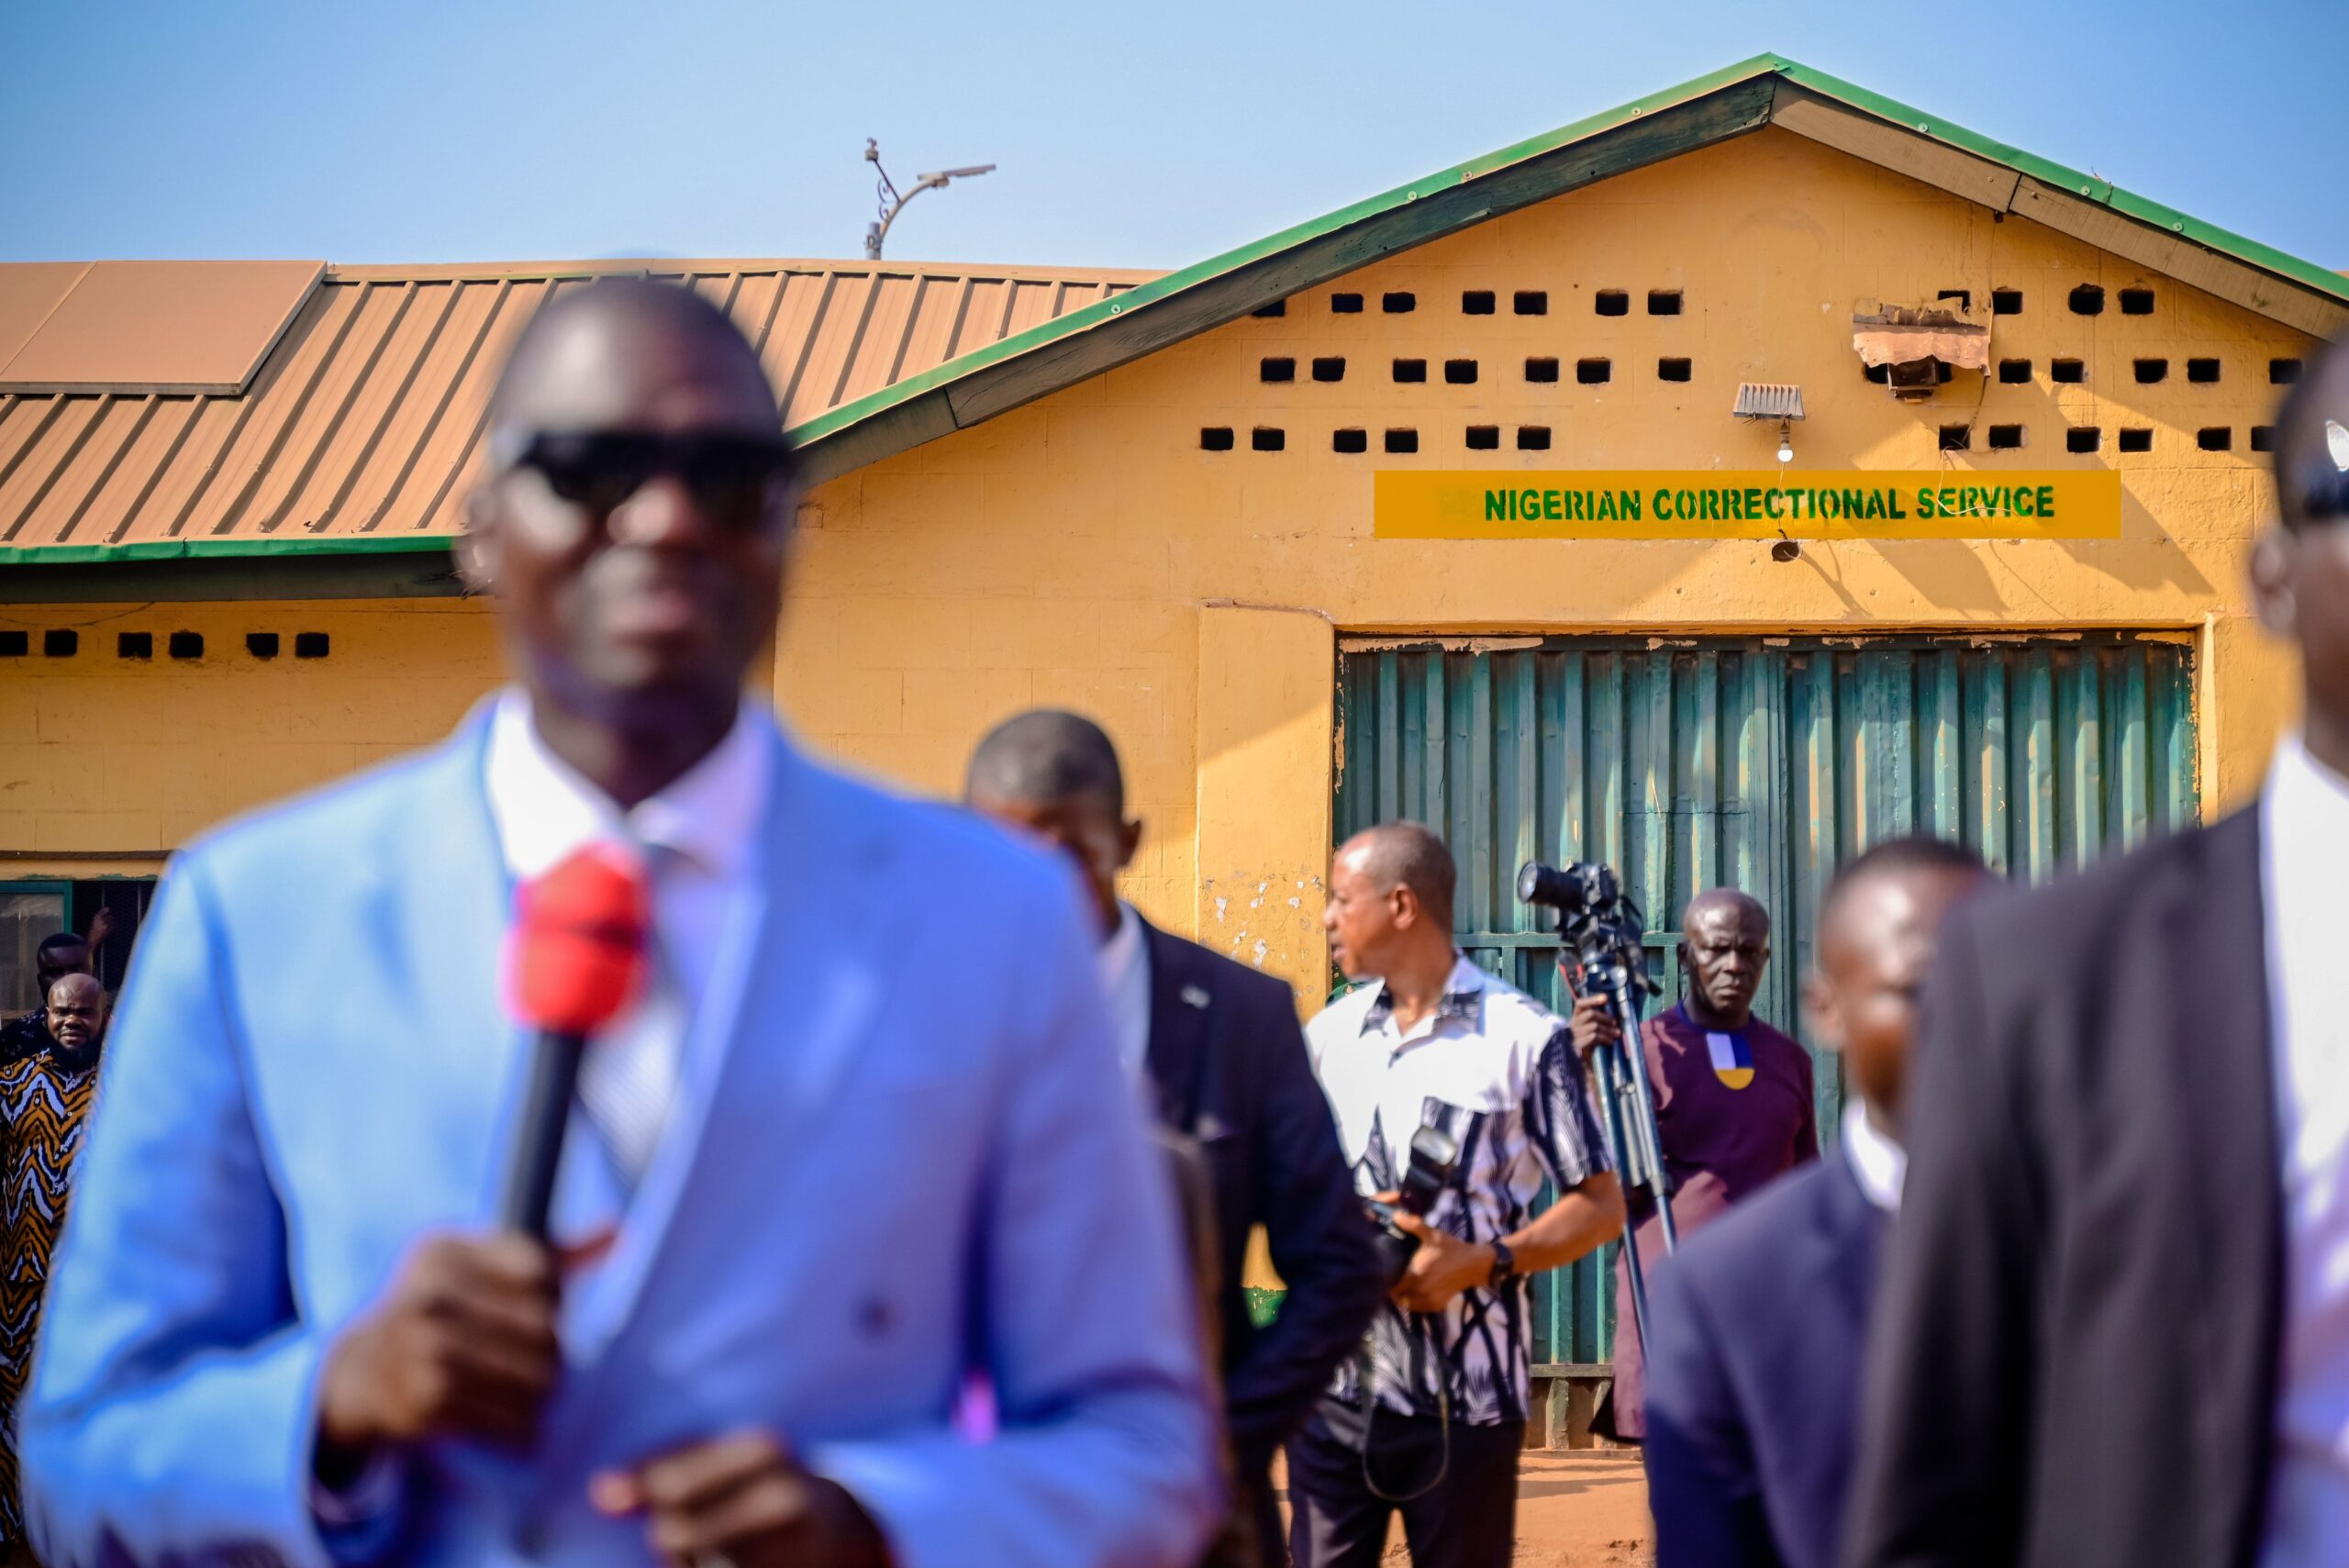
[2304,472,2349,525]
[507,429,795,527]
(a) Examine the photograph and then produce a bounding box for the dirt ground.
[1274,1450,1655,1565]
[1506,1452,1654,1567]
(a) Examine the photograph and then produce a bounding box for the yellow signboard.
[1375,470,2123,540]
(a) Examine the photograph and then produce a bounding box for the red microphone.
[499,844,651,1238]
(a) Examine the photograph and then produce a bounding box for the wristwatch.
[1486,1239,1516,1289]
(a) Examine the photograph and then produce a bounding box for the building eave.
[785,53,2349,485]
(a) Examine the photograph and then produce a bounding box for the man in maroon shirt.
[1572,886,1816,1440]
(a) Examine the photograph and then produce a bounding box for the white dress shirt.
[1098,901,1152,1084]
[484,688,771,1012]
[2264,734,2349,1564]
[1841,1098,1905,1214]
[484,690,772,1188]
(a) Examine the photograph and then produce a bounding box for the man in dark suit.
[1642,837,1986,1568]
[1843,332,2349,1568]
[969,709,1387,1567]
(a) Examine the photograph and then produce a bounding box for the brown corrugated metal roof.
[0,257,1152,550]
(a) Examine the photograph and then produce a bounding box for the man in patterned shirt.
[0,973,106,1550]
[1290,822,1626,1568]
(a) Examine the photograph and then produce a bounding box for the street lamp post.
[864,139,996,261]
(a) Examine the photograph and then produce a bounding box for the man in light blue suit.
[20,278,1219,1568]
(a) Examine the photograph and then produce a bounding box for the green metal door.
[1332,632,2198,1367]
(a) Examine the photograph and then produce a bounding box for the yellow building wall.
[0,128,2313,1006]
[777,126,2312,1004]
[0,599,503,874]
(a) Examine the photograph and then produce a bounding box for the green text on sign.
[1375,470,2124,539]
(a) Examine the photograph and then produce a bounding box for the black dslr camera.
[1516,860,1647,982]
[1515,859,1620,918]
[1364,1124,1459,1282]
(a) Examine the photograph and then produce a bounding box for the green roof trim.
[0,534,450,566]
[785,51,2347,469]
[1765,57,2349,305]
[785,52,1783,450]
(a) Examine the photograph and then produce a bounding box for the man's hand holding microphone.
[311,845,888,1567]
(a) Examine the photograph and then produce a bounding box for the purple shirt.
[1608,1003,1817,1437]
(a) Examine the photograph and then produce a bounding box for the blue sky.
[4,1,2344,274]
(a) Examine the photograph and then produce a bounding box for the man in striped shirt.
[1292,822,1624,1568]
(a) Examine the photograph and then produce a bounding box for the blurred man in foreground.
[1292,823,1623,1568]
[967,709,1386,1568]
[22,279,1217,1568]
[1574,888,1815,1440]
[1642,838,1986,1568]
[1845,334,2349,1568]
[0,973,109,1551]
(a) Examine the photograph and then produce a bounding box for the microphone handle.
[499,1030,587,1237]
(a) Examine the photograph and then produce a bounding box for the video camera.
[1517,859,1677,1353]
[1364,1124,1460,1283]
